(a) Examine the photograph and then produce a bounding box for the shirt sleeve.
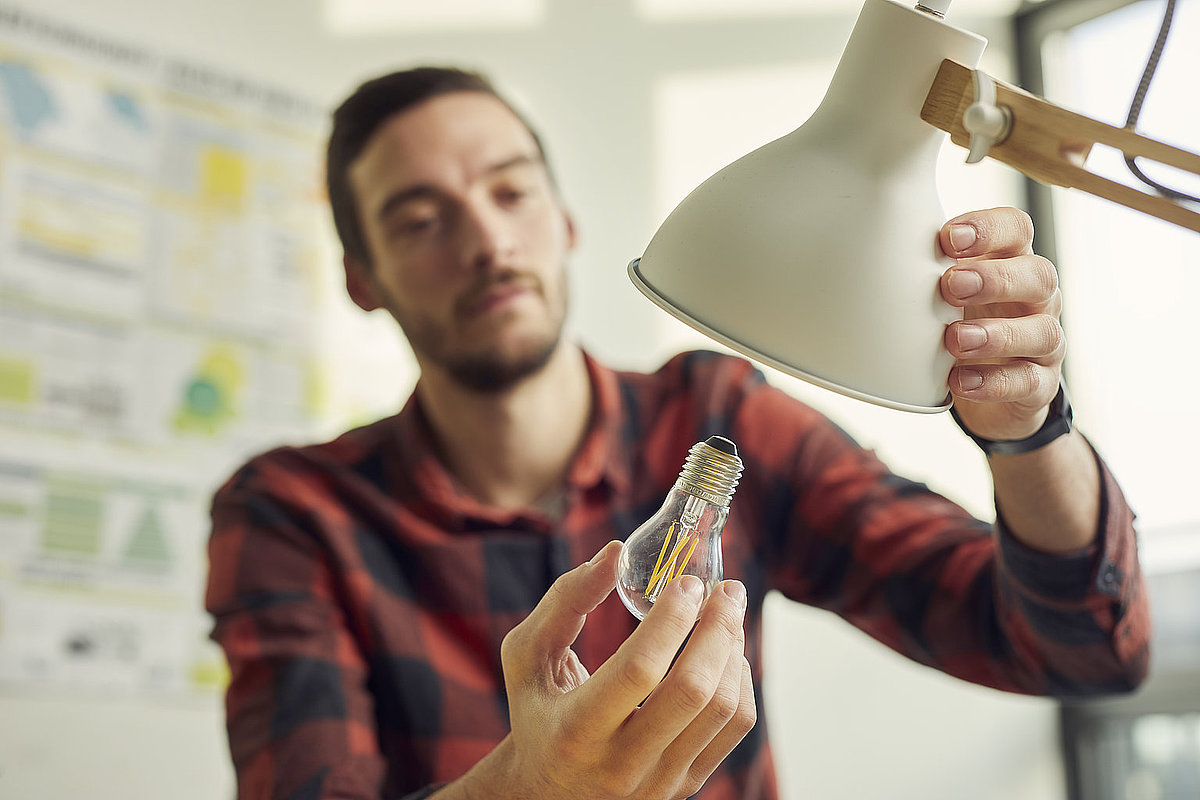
[989,444,1150,695]
[734,378,1150,698]
[206,469,436,800]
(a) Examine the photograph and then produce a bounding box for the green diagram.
[173,344,244,435]
[122,502,171,569]
[41,479,103,557]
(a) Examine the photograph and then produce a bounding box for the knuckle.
[1000,320,1019,352]
[617,650,661,696]
[731,707,758,742]
[673,668,716,713]
[1041,315,1065,354]
[993,263,1012,296]
[1049,288,1064,316]
[714,606,746,642]
[992,361,1041,399]
[991,368,1016,397]
[681,769,710,799]
[710,684,741,722]
[736,659,758,732]
[1013,208,1035,245]
[556,715,594,759]
[547,570,573,602]
[736,694,759,734]
[1020,361,1044,395]
[1034,255,1059,296]
[989,206,1034,249]
[994,262,1019,298]
[732,708,758,744]
[594,766,639,798]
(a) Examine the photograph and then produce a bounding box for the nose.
[458,202,515,272]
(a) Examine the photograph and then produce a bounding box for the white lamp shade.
[631,0,987,412]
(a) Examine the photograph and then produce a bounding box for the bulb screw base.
[676,435,744,508]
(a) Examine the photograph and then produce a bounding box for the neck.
[415,342,592,510]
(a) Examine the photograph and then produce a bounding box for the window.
[1017,0,1200,558]
[1017,2,1200,797]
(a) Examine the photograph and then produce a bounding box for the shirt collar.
[392,350,631,526]
[568,351,631,497]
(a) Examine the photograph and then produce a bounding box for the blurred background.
[0,0,1196,797]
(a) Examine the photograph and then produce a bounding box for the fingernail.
[956,323,987,352]
[586,541,617,567]
[950,224,977,253]
[958,368,984,391]
[724,580,747,609]
[677,575,704,604]
[948,269,983,300]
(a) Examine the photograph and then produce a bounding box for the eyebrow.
[374,153,543,223]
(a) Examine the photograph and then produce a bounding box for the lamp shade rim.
[628,258,952,415]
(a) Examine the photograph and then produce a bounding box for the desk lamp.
[629,0,1200,413]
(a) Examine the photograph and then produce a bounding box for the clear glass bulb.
[617,435,744,620]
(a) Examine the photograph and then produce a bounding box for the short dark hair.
[325,66,552,267]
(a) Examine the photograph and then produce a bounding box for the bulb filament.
[645,521,700,601]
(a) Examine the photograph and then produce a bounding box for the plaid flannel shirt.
[206,350,1149,800]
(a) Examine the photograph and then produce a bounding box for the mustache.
[454,270,543,317]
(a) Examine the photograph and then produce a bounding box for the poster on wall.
[0,3,329,697]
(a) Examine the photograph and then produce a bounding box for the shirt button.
[1099,563,1120,592]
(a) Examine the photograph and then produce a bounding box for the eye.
[387,207,442,239]
[400,216,437,234]
[494,179,542,208]
[496,186,527,205]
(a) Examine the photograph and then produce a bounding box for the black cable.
[1123,0,1200,203]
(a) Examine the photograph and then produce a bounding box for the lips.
[456,274,541,319]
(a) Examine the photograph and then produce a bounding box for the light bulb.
[617,436,744,620]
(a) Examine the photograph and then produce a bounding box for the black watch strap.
[950,381,1074,457]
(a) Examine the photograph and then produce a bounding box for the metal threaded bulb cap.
[676,435,743,507]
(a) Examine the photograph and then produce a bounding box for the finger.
[502,541,621,669]
[941,255,1059,309]
[945,314,1065,363]
[683,654,757,796]
[650,588,752,791]
[583,574,706,731]
[940,206,1036,260]
[626,652,750,800]
[623,580,748,751]
[950,361,1061,408]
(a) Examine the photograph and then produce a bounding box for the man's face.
[346,91,576,392]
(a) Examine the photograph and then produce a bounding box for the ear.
[563,209,579,252]
[343,253,382,312]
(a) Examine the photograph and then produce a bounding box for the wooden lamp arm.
[921,58,1200,233]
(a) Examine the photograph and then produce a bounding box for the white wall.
[0,1,1078,799]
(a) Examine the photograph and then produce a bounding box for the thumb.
[537,541,621,651]
[502,541,621,671]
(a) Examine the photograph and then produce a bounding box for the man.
[205,67,1150,800]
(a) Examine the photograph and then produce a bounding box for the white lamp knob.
[963,69,1012,164]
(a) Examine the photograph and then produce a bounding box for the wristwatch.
[950,381,1074,457]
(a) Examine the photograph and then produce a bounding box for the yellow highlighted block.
[201,146,248,209]
[0,355,35,405]
[190,656,230,690]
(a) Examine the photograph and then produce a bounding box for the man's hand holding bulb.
[443,541,755,800]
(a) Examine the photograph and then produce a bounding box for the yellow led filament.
[644,521,701,601]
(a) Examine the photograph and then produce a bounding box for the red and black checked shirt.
[206,350,1150,800]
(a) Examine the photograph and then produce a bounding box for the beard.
[384,269,567,394]
[436,334,559,392]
